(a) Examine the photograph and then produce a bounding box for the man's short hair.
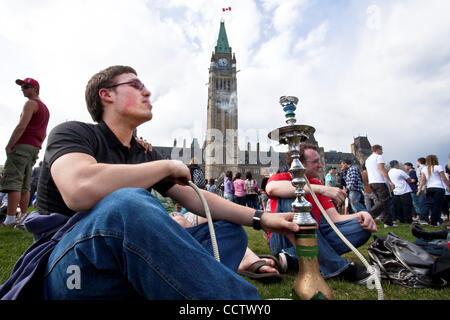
[85,65,137,122]
[404,162,413,168]
[286,143,318,167]
[342,159,352,165]
[389,160,399,168]
[372,144,382,152]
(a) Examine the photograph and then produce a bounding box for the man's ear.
[99,88,113,103]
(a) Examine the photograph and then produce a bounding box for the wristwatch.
[252,209,264,230]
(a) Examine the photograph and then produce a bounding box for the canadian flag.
[222,7,231,12]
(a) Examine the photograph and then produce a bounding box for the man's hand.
[389,182,395,192]
[135,136,152,153]
[319,186,347,205]
[260,212,299,235]
[168,160,191,185]
[356,211,377,232]
[5,146,12,154]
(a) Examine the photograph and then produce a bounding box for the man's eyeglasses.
[21,85,34,89]
[305,159,323,165]
[106,79,146,91]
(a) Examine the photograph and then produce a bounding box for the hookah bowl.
[268,96,334,300]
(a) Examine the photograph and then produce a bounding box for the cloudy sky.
[1,0,449,168]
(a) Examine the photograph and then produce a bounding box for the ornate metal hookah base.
[268,96,333,300]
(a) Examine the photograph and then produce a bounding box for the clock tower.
[204,20,238,180]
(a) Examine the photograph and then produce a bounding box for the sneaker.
[0,222,16,228]
[15,213,29,225]
[14,223,25,230]
[430,222,442,228]
[384,223,398,228]
[277,252,288,273]
[277,252,297,273]
[335,262,370,284]
[418,220,429,225]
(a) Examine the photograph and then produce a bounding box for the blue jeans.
[348,191,367,213]
[422,188,445,225]
[418,191,428,221]
[224,193,234,202]
[43,188,260,300]
[268,198,371,278]
[245,194,259,209]
[410,192,420,215]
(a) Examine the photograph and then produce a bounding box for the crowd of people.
[331,145,450,228]
[0,66,448,300]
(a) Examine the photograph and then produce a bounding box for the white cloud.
[0,0,449,169]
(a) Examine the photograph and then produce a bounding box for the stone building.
[152,21,372,187]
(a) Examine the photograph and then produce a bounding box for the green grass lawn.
[1,209,449,300]
[245,222,450,300]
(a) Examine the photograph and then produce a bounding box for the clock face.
[218,58,228,67]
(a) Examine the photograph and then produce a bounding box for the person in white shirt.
[417,154,450,226]
[365,144,396,227]
[388,160,414,223]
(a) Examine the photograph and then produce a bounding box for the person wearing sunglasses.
[0,78,50,228]
[0,65,299,300]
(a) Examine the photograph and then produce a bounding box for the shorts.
[261,192,268,202]
[0,144,40,193]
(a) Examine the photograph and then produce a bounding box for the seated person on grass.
[0,65,298,300]
[266,143,377,284]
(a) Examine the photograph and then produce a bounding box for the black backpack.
[189,165,206,189]
[367,232,447,288]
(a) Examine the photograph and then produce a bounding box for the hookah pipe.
[268,96,384,300]
[186,96,383,300]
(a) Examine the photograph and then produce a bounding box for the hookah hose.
[186,179,383,300]
[304,177,384,300]
[187,181,221,262]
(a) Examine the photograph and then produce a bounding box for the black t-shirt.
[36,120,175,217]
[260,177,269,192]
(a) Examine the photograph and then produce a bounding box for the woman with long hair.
[233,172,247,206]
[417,154,450,226]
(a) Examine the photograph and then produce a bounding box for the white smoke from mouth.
[216,91,238,112]
[150,85,170,105]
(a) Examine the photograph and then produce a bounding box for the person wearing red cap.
[0,77,50,227]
